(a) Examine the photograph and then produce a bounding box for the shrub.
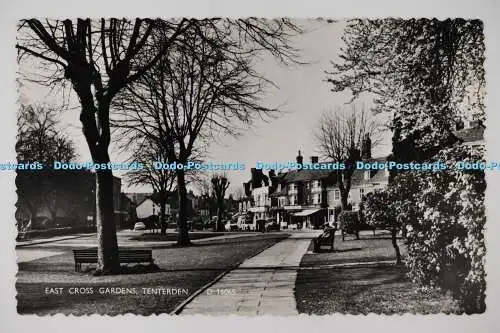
[362,189,404,263]
[392,145,486,313]
[338,211,360,235]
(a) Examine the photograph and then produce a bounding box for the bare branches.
[313,105,381,209]
[17,104,76,165]
[314,105,381,162]
[114,18,303,166]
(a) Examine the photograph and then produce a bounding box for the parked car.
[133,222,146,230]
[236,218,252,231]
[190,218,205,231]
[265,219,280,232]
[225,220,239,231]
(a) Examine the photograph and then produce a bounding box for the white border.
[1,1,499,332]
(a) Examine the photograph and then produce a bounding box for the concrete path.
[180,231,321,316]
[16,249,65,263]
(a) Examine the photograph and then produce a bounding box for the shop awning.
[293,208,321,217]
[248,206,266,213]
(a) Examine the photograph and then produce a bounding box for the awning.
[293,208,321,217]
[248,206,266,213]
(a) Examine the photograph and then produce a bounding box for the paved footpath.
[180,231,321,316]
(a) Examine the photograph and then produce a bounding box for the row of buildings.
[237,120,485,230]
[238,149,389,230]
[15,118,484,232]
[16,168,235,231]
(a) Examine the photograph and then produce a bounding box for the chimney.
[310,156,318,164]
[296,150,303,165]
[361,135,372,159]
[243,182,251,197]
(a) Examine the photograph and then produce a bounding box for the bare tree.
[17,104,76,164]
[16,18,194,273]
[124,140,176,236]
[16,104,76,230]
[314,105,380,210]
[114,19,303,245]
[211,174,230,232]
[232,187,245,201]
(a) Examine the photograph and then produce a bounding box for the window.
[360,188,364,199]
[364,171,370,180]
[313,193,321,205]
[334,189,340,200]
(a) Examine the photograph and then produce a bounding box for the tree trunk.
[176,169,191,246]
[217,201,224,232]
[160,191,167,236]
[391,227,402,264]
[340,193,349,211]
[95,167,120,274]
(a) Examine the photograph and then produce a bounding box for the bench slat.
[73,248,154,271]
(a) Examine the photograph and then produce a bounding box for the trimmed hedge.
[338,211,360,235]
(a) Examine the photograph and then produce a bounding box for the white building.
[136,198,171,219]
[248,186,271,224]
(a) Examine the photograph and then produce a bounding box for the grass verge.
[17,233,288,315]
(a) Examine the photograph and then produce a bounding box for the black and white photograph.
[1,1,498,327]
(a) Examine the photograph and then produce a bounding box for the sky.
[17,19,392,195]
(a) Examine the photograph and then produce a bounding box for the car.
[265,219,280,232]
[203,220,215,230]
[189,218,204,231]
[133,222,146,230]
[237,219,253,231]
[225,221,239,231]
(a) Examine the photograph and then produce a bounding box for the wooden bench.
[73,248,154,272]
[313,227,336,253]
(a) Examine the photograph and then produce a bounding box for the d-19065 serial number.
[206,288,237,296]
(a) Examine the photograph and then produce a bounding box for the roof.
[350,156,390,186]
[282,169,333,183]
[125,193,150,205]
[453,125,485,143]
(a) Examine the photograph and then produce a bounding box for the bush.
[338,211,360,235]
[392,145,486,313]
[361,189,404,263]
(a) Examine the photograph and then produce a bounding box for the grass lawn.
[16,233,289,315]
[295,232,462,314]
[302,231,407,267]
[130,231,235,242]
